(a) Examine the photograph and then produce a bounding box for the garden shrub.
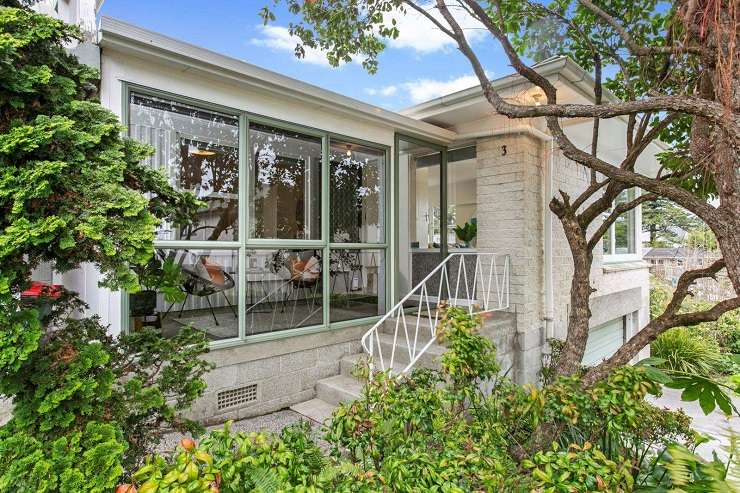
[651,278,740,376]
[0,4,208,490]
[127,307,736,492]
[522,442,633,492]
[652,327,726,376]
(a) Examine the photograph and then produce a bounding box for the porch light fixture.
[346,145,353,157]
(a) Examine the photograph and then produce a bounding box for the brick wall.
[476,133,544,383]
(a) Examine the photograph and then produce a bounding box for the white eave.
[401,56,619,120]
[99,17,456,144]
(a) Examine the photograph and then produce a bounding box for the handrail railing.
[361,253,510,376]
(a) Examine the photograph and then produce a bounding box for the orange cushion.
[203,259,226,285]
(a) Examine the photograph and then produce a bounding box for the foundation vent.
[217,384,258,410]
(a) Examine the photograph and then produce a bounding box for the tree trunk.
[552,209,594,376]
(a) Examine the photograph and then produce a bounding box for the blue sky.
[100,0,511,110]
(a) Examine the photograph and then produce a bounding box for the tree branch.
[582,259,737,386]
[576,0,706,56]
[587,192,658,250]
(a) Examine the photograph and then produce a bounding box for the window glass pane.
[447,146,477,249]
[249,123,322,240]
[398,138,443,298]
[330,249,385,322]
[602,224,612,254]
[129,93,239,241]
[330,141,385,243]
[614,189,636,254]
[245,249,323,334]
[128,248,239,341]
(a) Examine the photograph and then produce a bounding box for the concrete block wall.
[549,146,650,344]
[185,325,368,425]
[476,134,545,383]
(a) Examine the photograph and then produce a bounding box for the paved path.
[649,387,739,462]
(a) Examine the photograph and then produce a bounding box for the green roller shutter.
[583,317,625,366]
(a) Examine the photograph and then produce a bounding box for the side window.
[603,189,637,257]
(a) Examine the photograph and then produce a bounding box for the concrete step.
[374,332,445,369]
[290,398,337,424]
[315,374,364,406]
[340,352,409,376]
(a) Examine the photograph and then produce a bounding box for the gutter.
[99,17,456,144]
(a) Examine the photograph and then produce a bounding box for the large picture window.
[129,93,239,241]
[249,123,322,240]
[125,87,389,344]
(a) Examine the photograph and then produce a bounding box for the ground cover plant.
[123,308,739,492]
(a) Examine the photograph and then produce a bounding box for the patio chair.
[160,248,237,326]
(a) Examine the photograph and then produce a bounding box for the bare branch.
[582,260,738,386]
[587,192,658,250]
[401,0,453,37]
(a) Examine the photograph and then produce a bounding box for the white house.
[32,1,655,424]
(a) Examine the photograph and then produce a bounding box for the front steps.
[290,312,516,424]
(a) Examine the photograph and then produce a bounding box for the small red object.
[21,281,63,299]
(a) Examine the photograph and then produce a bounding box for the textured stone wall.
[475,132,650,383]
[476,134,544,383]
[185,325,367,425]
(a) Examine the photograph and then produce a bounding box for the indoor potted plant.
[454,219,477,248]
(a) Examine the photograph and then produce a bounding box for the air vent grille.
[217,384,258,410]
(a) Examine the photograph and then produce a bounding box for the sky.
[100,0,512,111]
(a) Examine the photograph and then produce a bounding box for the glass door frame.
[393,133,448,305]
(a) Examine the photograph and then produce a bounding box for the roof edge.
[99,17,456,143]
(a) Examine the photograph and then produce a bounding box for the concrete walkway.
[649,386,739,462]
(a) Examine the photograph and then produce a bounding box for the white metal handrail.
[361,253,510,376]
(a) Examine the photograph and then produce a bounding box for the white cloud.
[365,85,398,97]
[401,74,481,104]
[250,25,334,67]
[386,3,486,54]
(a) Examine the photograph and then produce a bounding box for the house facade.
[30,3,656,423]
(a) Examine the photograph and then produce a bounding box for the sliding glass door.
[397,136,446,299]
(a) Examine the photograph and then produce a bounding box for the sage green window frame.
[120,82,392,349]
[393,133,448,305]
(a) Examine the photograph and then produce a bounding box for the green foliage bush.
[652,327,726,376]
[0,5,209,491]
[650,278,740,376]
[133,307,736,492]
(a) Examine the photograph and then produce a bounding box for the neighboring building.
[30,3,657,423]
[646,247,731,302]
[644,247,689,271]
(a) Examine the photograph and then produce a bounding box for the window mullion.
[322,134,330,328]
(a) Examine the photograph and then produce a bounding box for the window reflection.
[128,248,239,341]
[602,189,636,255]
[244,249,324,335]
[330,249,385,322]
[330,141,385,243]
[447,146,477,249]
[249,123,322,240]
[129,93,239,241]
